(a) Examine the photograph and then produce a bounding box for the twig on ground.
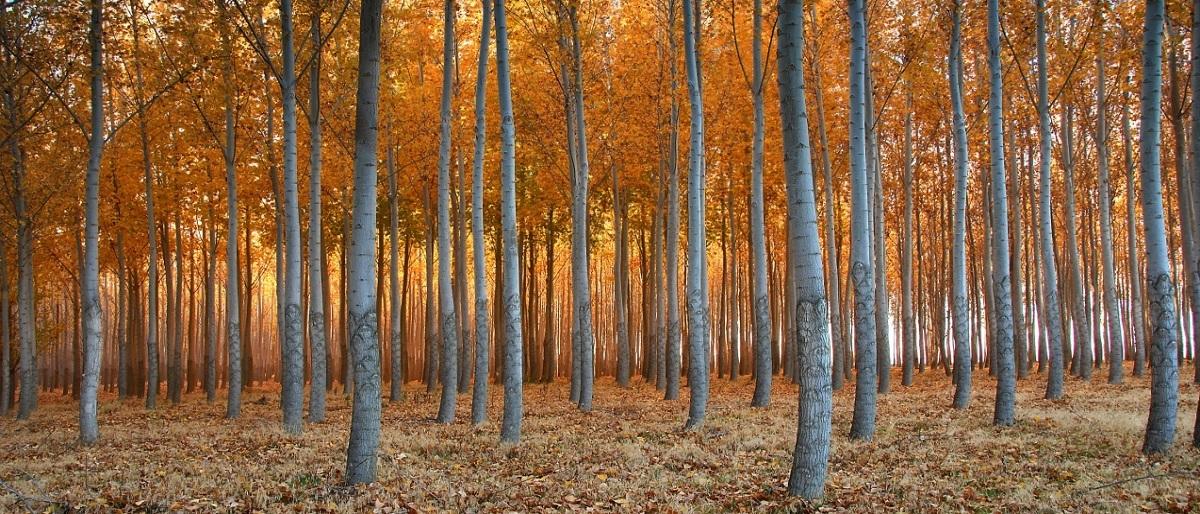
[0,477,63,513]
[1076,472,1185,495]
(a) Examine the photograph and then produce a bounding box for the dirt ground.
[2,366,1198,512]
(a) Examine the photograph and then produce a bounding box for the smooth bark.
[344,0,384,484]
[1138,0,1179,455]
[778,0,831,497]
[848,0,877,440]
[986,0,1016,425]
[435,0,460,424]
[1036,0,1066,400]
[496,0,524,443]
[470,0,492,423]
[682,0,711,431]
[80,0,104,445]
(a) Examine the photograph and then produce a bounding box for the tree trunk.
[664,0,682,402]
[748,0,772,405]
[778,0,832,499]
[6,70,37,419]
[986,0,1016,425]
[496,0,524,443]
[307,2,327,421]
[681,0,710,431]
[344,0,384,484]
[173,216,184,401]
[218,0,242,418]
[424,189,437,391]
[808,1,840,393]
[2,235,12,414]
[1095,23,1124,385]
[276,0,304,435]
[204,223,217,403]
[847,0,877,441]
[163,221,178,404]
[950,2,971,409]
[469,0,492,423]
[435,0,460,424]
[614,169,631,388]
[901,91,915,387]
[130,0,159,410]
[116,234,127,400]
[79,0,104,445]
[865,55,890,396]
[1036,0,1066,400]
[543,209,557,382]
[388,147,405,403]
[1189,0,1200,387]
[566,7,596,412]
[1062,104,1092,380]
[1138,0,1180,455]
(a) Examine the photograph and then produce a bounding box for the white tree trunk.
[1095,24,1124,385]
[80,0,104,445]
[847,0,877,440]
[1036,0,1066,400]
[308,3,327,422]
[749,0,773,407]
[664,0,682,402]
[496,0,524,443]
[469,0,492,423]
[986,0,1016,425]
[682,0,710,431]
[435,0,460,424]
[219,0,242,419]
[949,1,971,409]
[277,0,305,435]
[1138,0,1180,455]
[344,0,384,483]
[568,7,595,412]
[778,0,831,498]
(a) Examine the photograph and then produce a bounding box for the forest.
[1,0,1199,510]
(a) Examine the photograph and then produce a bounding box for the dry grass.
[1,366,1198,513]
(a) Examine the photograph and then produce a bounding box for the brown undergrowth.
[1,366,1198,512]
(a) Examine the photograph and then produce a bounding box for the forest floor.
[2,366,1199,513]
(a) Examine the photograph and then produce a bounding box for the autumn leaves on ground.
[2,369,1197,512]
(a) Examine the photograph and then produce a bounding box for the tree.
[279,0,304,437]
[778,0,831,498]
[1189,0,1200,387]
[901,90,915,388]
[664,0,682,402]
[388,146,403,403]
[1121,95,1146,377]
[748,0,772,408]
[985,0,1015,426]
[567,4,595,412]
[847,0,877,441]
[1062,103,1091,380]
[79,0,104,445]
[682,0,710,431]
[470,0,493,424]
[807,1,843,392]
[1137,0,1179,455]
[308,0,328,422]
[949,0,970,410]
[127,0,160,411]
[1095,12,1123,385]
[496,0,524,444]
[344,0,384,484]
[0,238,8,417]
[1035,0,1066,400]
[217,0,243,420]
[435,0,460,424]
